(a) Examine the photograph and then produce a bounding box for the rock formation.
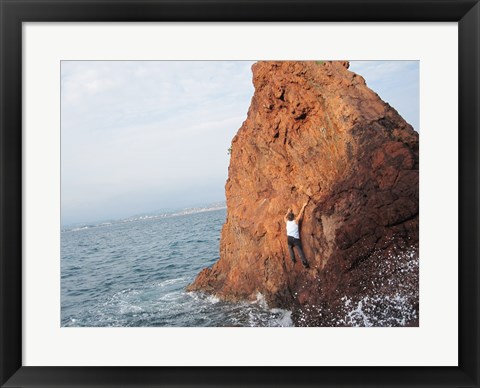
[188,61,419,326]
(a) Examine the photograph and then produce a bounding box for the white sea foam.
[336,293,417,327]
[296,248,419,327]
[156,278,185,288]
[206,295,220,304]
[250,293,293,327]
[185,291,219,304]
[253,292,269,309]
[158,292,183,302]
[272,310,293,327]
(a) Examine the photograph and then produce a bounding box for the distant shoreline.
[62,204,226,233]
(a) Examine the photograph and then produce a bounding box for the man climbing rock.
[284,201,309,268]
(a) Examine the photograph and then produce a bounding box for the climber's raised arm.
[295,202,308,224]
[284,207,292,223]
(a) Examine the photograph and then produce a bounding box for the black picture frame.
[1,0,479,387]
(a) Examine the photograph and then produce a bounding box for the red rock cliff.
[188,61,419,326]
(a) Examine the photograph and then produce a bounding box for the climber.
[284,200,309,268]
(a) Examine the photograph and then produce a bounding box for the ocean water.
[61,208,292,327]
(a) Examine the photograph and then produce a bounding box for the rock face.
[188,61,419,326]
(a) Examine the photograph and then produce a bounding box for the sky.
[61,60,419,225]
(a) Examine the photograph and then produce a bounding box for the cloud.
[61,61,254,224]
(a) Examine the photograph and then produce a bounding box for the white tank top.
[286,220,300,239]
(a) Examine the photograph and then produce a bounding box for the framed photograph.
[1,0,478,387]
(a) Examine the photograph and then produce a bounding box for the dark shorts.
[287,235,302,247]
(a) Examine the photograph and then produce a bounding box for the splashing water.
[295,248,419,327]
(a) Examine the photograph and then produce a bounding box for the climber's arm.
[295,202,308,223]
[284,207,292,223]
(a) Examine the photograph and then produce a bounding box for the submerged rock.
[188,61,419,326]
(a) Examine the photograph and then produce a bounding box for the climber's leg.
[287,236,296,263]
[294,238,309,268]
